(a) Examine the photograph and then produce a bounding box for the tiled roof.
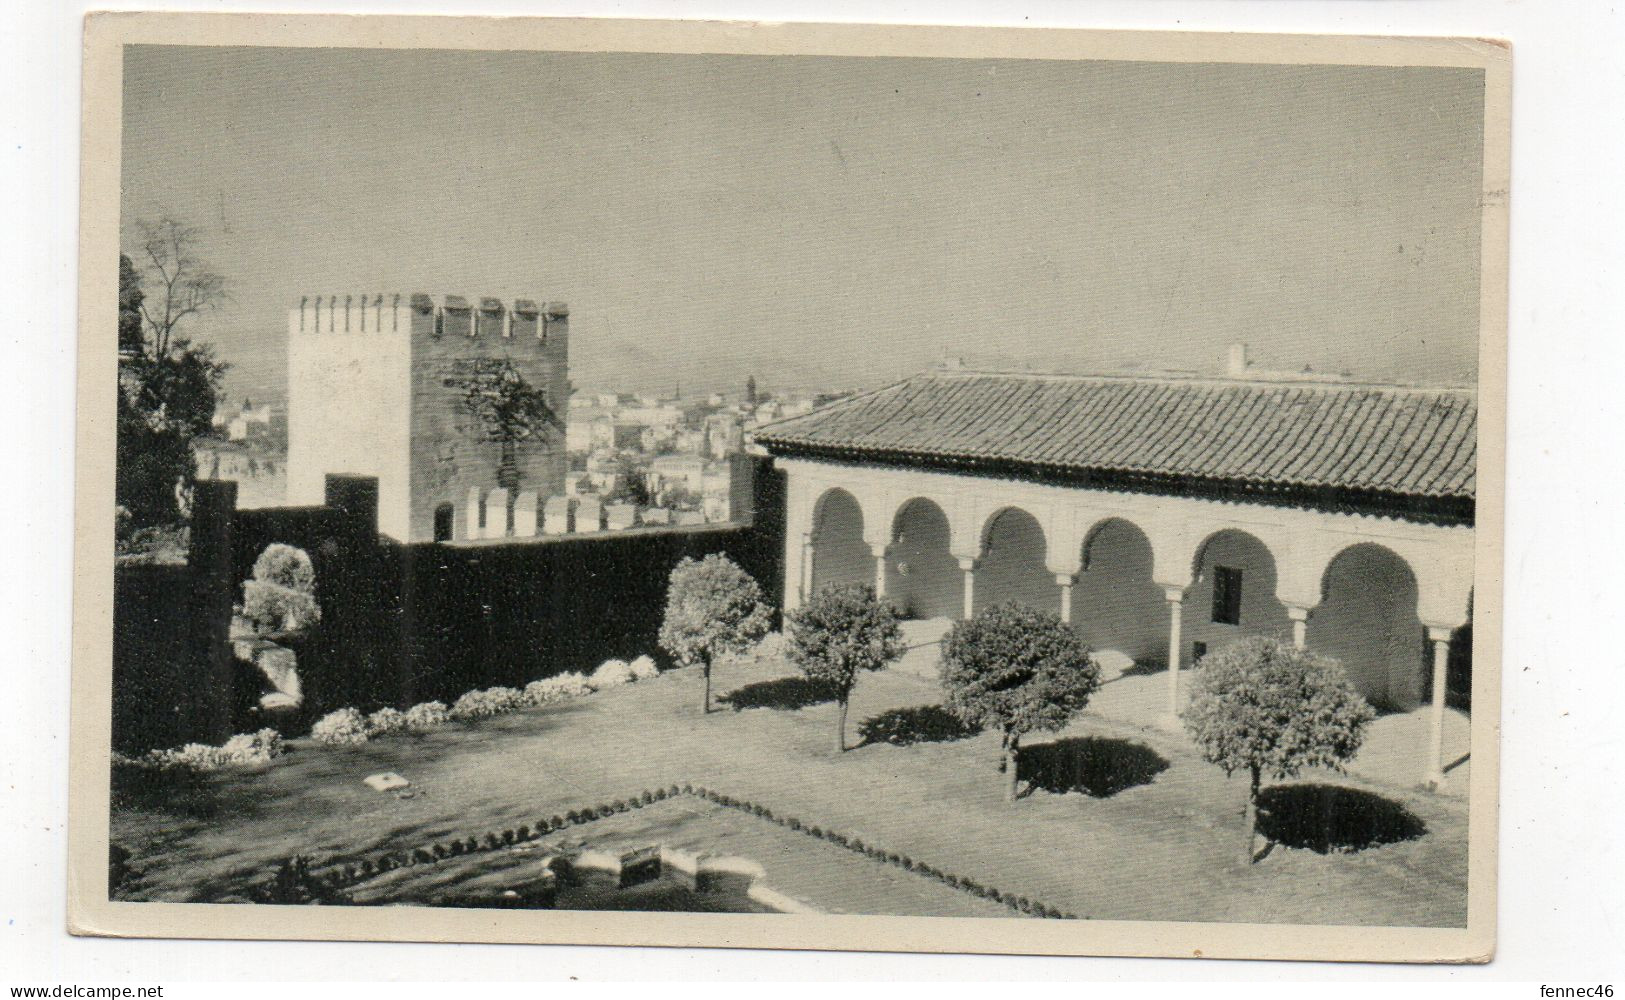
[753,370,1476,502]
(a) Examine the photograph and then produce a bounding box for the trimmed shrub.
[588,659,635,689]
[310,708,368,746]
[524,673,593,706]
[628,655,659,681]
[404,701,450,730]
[365,707,408,737]
[241,544,320,636]
[450,686,525,721]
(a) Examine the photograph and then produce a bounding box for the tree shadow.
[1257,783,1428,854]
[718,676,836,712]
[1018,737,1169,798]
[856,705,980,748]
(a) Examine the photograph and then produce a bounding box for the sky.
[120,46,1486,405]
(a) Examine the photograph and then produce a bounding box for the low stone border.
[254,784,1080,919]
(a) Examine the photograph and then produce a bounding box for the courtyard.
[111,642,1469,926]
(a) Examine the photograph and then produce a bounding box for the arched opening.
[1073,518,1166,663]
[886,498,961,620]
[810,488,872,595]
[1310,544,1424,711]
[433,503,455,542]
[1186,529,1291,663]
[974,507,1057,617]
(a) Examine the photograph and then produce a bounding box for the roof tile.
[754,370,1476,501]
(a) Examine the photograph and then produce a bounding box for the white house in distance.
[753,350,1477,788]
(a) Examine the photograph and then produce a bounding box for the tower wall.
[407,294,570,542]
[286,294,415,540]
[288,292,569,542]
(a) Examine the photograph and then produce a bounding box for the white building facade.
[756,367,1477,788]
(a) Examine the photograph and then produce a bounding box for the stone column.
[1164,586,1186,718]
[1055,573,1076,625]
[1424,625,1453,788]
[958,557,979,620]
[1288,605,1310,649]
[870,542,890,600]
[800,535,816,605]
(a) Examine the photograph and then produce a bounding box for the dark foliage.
[250,855,337,905]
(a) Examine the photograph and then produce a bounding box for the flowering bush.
[628,655,659,681]
[450,686,526,720]
[220,728,286,764]
[403,701,449,730]
[143,728,286,771]
[589,659,636,689]
[310,707,369,745]
[366,707,408,737]
[524,673,593,706]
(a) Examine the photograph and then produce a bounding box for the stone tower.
[286,293,569,542]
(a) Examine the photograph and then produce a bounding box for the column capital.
[956,555,981,572]
[1286,605,1311,623]
[1053,571,1078,587]
[1425,624,1455,643]
[1163,585,1186,604]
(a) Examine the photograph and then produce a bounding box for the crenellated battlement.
[287,289,570,542]
[290,293,569,341]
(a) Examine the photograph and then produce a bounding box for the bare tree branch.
[131,217,228,359]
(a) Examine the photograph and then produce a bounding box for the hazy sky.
[121,46,1485,404]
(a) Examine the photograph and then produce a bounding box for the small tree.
[939,602,1101,802]
[785,583,907,752]
[1183,636,1376,865]
[658,554,772,713]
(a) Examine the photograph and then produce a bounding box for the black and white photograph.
[69,13,1508,963]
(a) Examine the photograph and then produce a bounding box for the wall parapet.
[291,293,568,339]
